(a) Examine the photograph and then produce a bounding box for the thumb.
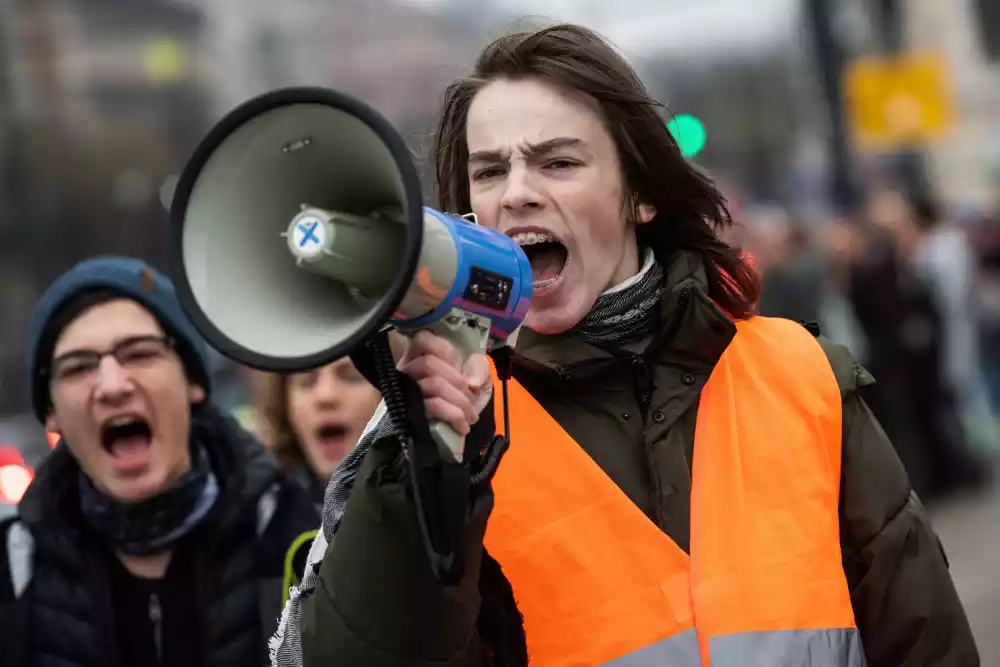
[464,354,491,390]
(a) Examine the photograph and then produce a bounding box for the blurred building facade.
[2,0,1000,416]
[0,0,213,414]
[906,0,1000,208]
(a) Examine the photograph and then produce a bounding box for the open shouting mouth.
[314,422,351,460]
[100,413,154,472]
[510,229,569,290]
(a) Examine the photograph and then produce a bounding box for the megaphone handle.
[418,310,492,464]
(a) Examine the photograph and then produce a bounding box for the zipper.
[149,591,163,662]
[632,355,654,414]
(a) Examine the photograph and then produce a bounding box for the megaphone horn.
[168,87,533,460]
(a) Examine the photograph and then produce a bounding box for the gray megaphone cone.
[168,87,427,373]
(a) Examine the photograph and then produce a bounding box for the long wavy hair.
[432,23,759,318]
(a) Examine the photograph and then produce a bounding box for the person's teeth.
[512,232,556,246]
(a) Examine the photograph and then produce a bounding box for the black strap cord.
[348,331,515,587]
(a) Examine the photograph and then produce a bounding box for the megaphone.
[168,87,532,460]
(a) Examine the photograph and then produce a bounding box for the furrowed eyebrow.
[468,137,585,164]
[521,137,584,158]
[468,148,508,164]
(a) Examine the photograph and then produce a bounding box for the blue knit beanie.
[27,256,212,422]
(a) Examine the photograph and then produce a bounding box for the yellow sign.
[844,54,953,150]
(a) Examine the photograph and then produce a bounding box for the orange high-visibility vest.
[484,316,865,666]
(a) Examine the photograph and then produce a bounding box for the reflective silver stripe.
[710,627,867,666]
[602,628,702,666]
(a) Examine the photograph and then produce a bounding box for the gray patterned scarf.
[568,248,664,347]
[270,250,666,666]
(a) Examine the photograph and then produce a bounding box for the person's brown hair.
[433,23,759,318]
[250,370,304,474]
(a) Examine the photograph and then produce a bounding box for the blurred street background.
[1,0,999,659]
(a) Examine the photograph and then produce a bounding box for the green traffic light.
[667,114,707,158]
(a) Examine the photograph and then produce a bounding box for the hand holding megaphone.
[396,331,493,447]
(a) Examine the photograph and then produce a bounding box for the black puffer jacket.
[0,403,319,667]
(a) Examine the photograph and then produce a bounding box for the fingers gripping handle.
[420,309,491,463]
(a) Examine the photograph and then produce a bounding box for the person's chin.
[309,439,353,479]
[524,290,592,335]
[99,464,172,504]
[103,477,162,504]
[313,461,338,482]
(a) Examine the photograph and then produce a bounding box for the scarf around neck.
[78,442,220,557]
[567,248,665,347]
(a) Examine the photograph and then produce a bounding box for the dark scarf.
[78,443,220,556]
[567,249,665,347]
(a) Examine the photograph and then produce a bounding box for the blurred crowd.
[739,181,1000,502]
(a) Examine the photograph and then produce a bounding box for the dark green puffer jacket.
[303,251,978,667]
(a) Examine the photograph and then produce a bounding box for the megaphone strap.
[359,331,477,587]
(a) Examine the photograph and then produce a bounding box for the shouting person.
[255,359,382,509]
[273,24,977,667]
[1,257,319,667]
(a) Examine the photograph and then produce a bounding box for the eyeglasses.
[48,335,175,386]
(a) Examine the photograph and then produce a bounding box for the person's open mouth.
[100,413,154,471]
[509,229,569,289]
[314,422,351,459]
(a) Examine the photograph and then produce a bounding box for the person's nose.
[93,356,134,405]
[499,164,544,214]
[313,372,343,409]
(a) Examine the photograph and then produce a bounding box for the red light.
[0,445,22,467]
[47,432,61,449]
[0,445,34,503]
[0,464,33,503]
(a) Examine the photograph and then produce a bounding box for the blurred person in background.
[909,192,1000,460]
[744,204,826,325]
[975,184,1000,411]
[0,257,318,667]
[254,359,382,509]
[845,187,984,500]
[273,24,977,667]
[814,216,871,364]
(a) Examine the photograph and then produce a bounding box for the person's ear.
[188,383,206,404]
[637,203,657,224]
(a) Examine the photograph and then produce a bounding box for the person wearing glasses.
[0,256,318,667]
